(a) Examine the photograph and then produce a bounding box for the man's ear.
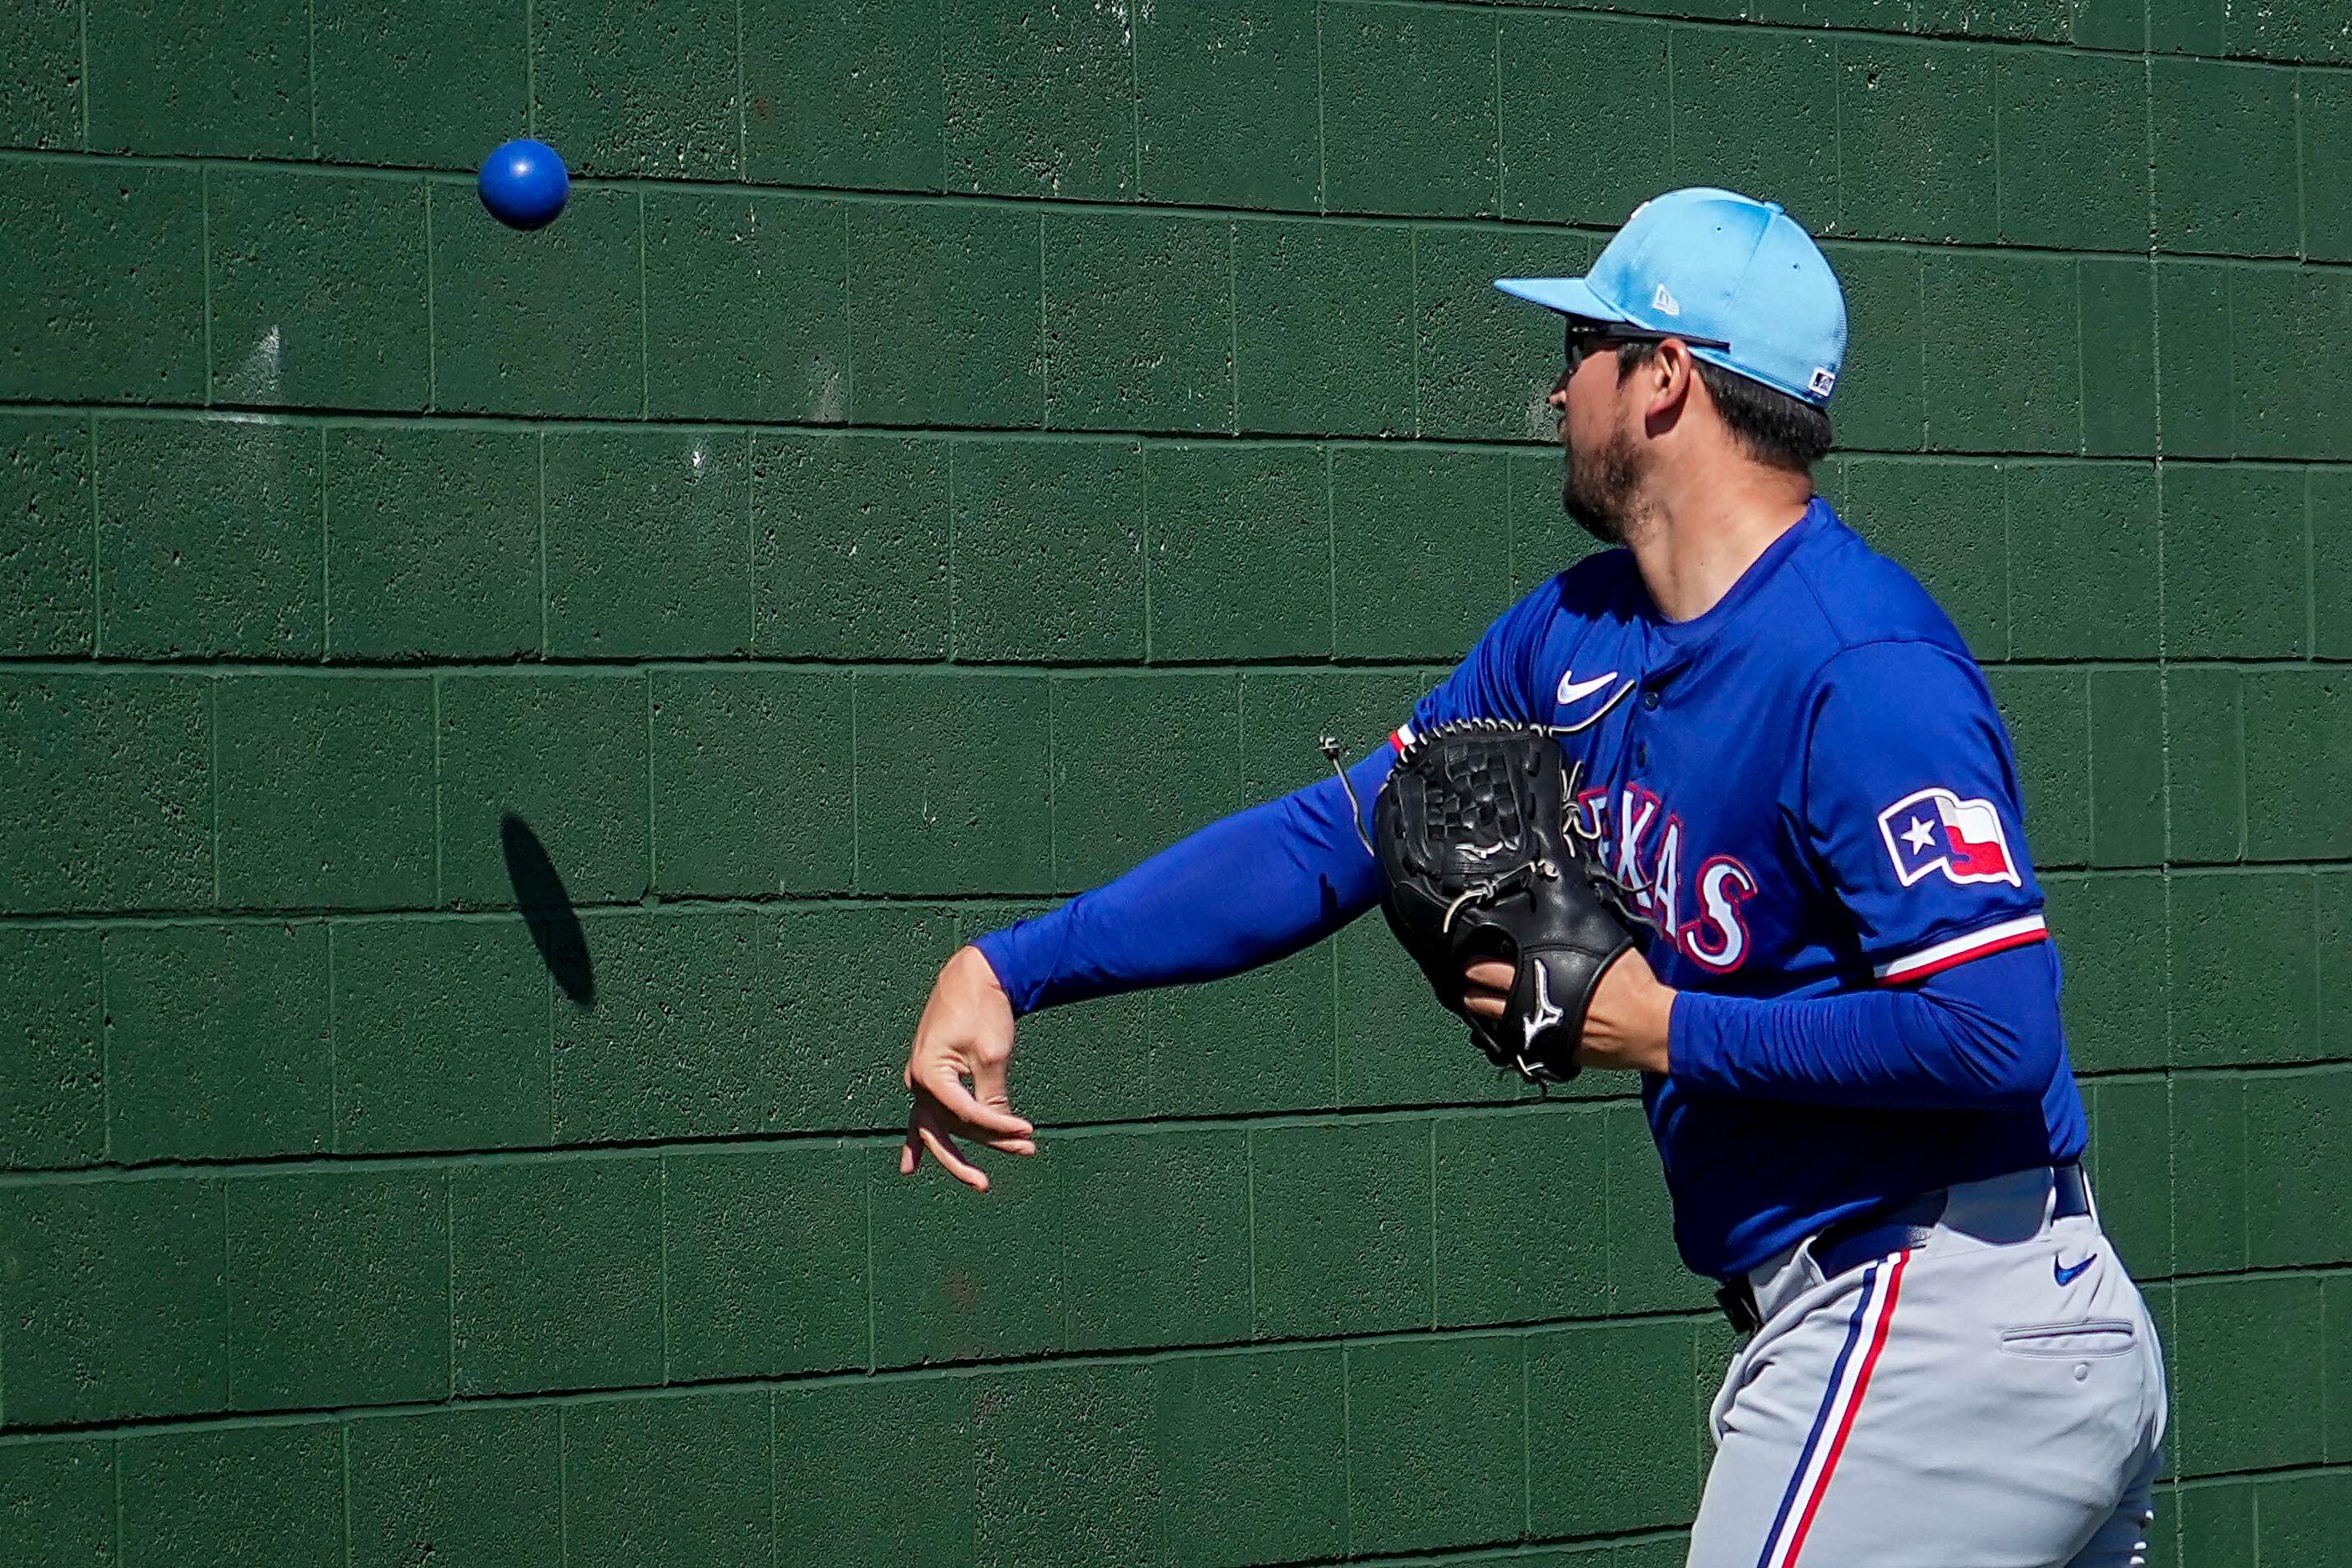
[1641,340,1698,430]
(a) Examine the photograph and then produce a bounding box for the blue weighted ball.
[478,139,569,230]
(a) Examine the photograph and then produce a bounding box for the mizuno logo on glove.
[1525,962,1564,1048]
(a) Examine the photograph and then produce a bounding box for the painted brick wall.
[1,0,2347,1562]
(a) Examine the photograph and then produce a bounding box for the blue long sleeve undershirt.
[973,754,2063,1115]
[1669,944,2061,1110]
[975,750,1394,1015]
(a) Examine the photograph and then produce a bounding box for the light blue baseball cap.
[1496,188,1848,407]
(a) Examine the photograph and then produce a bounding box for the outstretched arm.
[900,747,1392,1189]
[975,746,1393,1014]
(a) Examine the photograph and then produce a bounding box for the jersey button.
[1641,688,1660,711]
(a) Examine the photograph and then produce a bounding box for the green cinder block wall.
[1,0,2347,1562]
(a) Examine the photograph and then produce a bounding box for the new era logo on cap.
[1652,282,1682,317]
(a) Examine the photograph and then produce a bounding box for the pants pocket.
[1999,1319,2139,1358]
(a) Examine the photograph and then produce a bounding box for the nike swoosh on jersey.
[2053,1253,2097,1286]
[1556,669,1621,704]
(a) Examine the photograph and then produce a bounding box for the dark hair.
[1616,341,1834,473]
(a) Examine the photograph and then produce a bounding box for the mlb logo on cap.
[1876,787,2021,888]
[1494,187,1849,408]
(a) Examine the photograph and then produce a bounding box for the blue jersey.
[977,497,2086,1279]
[1397,499,2086,1272]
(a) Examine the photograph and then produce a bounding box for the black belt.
[1714,1164,2090,1337]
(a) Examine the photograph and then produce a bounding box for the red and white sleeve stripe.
[1872,913,2048,984]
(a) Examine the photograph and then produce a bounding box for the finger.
[899,1129,922,1175]
[969,1133,1039,1157]
[1463,959,1515,990]
[968,1055,1033,1137]
[918,1060,1033,1138]
[1464,993,1506,1021]
[918,1120,990,1192]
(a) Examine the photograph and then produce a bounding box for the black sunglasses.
[1564,316,1732,371]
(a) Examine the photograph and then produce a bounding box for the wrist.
[1647,983,1678,1075]
[951,942,1008,996]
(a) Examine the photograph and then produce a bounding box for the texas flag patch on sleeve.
[1876,787,2022,889]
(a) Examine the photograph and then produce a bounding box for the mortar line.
[1341,1340,1355,1553]
[1314,3,1328,215]
[1663,28,1675,170]
[200,167,213,404]
[444,1156,456,1399]
[736,0,747,181]
[537,434,549,658]
[557,1408,568,1568]
[659,1154,671,1381]
[848,674,860,888]
[645,673,658,893]
[306,0,318,156]
[2073,260,2088,458]
[2296,60,2310,261]
[1226,222,1239,433]
[13,1292,2352,1446]
[77,0,89,148]
[318,427,331,658]
[8,136,2352,227]
[1046,670,1060,887]
[945,445,957,656]
[220,1180,233,1406]
[430,675,443,904]
[326,926,338,1151]
[1990,43,2001,255]
[525,0,536,137]
[1245,1125,1258,1333]
[865,1183,877,1371]
[339,1421,352,1567]
[209,680,220,905]
[7,646,2352,680]
[744,427,756,651]
[1521,1337,1533,1537]
[98,937,109,1163]
[88,417,100,654]
[1409,227,1422,435]
[1127,0,1141,197]
[1329,944,1342,1109]
[1428,1120,1439,1328]
[839,203,855,414]
[2305,468,2319,660]
[638,191,650,418]
[1324,443,1338,670]
[1037,211,1049,426]
[18,398,2352,457]
[1491,22,1504,218]
[423,181,437,409]
[2233,675,2248,862]
[1139,445,1151,663]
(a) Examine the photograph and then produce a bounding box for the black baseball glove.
[1364,720,1648,1085]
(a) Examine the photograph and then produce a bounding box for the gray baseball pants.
[1685,1166,2168,1568]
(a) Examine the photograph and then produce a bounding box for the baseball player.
[899,188,2167,1566]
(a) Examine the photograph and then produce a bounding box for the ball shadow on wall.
[500,812,595,1008]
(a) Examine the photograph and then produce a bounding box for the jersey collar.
[1635,496,1834,674]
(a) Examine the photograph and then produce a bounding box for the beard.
[1561,425,1641,544]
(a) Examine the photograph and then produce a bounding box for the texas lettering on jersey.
[1576,783,1761,974]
